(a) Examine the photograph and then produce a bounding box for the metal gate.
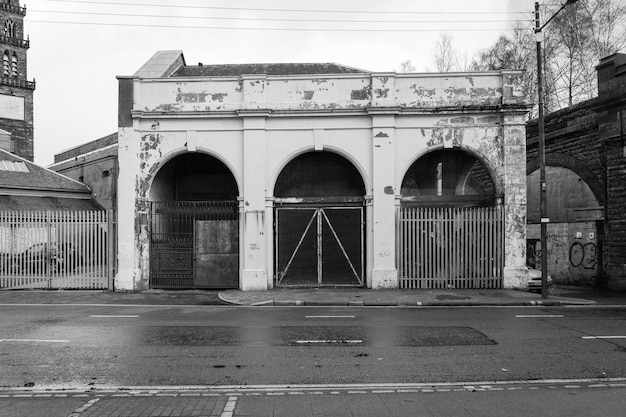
[275,207,364,287]
[150,201,239,289]
[398,206,504,289]
[0,210,114,290]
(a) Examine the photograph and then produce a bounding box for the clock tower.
[0,0,34,161]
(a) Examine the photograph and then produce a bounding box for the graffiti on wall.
[569,241,597,269]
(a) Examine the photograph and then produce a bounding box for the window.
[0,160,29,172]
[2,51,8,77]
[10,53,17,77]
[3,20,15,38]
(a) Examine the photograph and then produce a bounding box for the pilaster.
[369,109,399,288]
[240,111,269,290]
[502,113,529,289]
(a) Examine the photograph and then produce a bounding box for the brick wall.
[526,53,626,290]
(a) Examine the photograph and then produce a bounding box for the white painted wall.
[115,52,530,291]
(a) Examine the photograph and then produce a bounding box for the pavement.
[1,285,625,306]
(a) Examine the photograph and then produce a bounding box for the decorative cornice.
[0,76,35,90]
[0,3,26,16]
[0,35,29,49]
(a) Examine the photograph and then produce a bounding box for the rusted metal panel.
[194,220,238,288]
[149,201,238,289]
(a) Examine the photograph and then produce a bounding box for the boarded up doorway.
[274,151,366,287]
[150,201,238,289]
[149,153,239,289]
[275,207,364,286]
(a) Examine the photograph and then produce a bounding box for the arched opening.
[526,167,602,285]
[401,149,496,206]
[274,151,366,287]
[398,149,503,289]
[149,152,239,289]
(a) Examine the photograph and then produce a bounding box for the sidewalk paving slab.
[0,286,619,307]
[217,288,598,307]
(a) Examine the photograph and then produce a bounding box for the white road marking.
[0,339,69,343]
[296,340,363,344]
[221,396,238,417]
[90,315,139,318]
[516,314,564,318]
[582,336,626,339]
[305,315,355,318]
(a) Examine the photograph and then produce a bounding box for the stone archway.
[273,151,366,287]
[398,149,503,289]
[148,152,239,289]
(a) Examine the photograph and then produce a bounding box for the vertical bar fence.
[0,210,112,290]
[398,205,504,289]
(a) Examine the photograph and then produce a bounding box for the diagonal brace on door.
[277,210,317,285]
[320,209,363,285]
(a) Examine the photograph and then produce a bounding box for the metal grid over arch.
[398,205,504,289]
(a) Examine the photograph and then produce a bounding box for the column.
[370,111,399,288]
[240,112,269,290]
[502,113,529,289]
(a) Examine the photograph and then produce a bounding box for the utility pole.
[534,0,578,298]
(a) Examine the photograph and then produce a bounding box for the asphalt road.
[1,304,625,389]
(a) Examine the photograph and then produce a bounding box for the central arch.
[273,151,366,287]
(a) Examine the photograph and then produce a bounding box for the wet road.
[1,305,625,389]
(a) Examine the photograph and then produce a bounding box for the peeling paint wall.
[115,57,529,292]
[137,71,520,114]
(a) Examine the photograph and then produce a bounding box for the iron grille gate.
[0,210,113,290]
[398,205,504,289]
[149,201,239,289]
[275,207,364,287]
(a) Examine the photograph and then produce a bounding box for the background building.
[0,0,34,161]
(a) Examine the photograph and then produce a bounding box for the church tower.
[0,0,34,161]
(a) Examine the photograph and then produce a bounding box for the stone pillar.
[502,113,529,289]
[370,111,399,288]
[115,125,140,291]
[240,112,269,290]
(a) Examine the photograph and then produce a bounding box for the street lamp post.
[535,0,578,298]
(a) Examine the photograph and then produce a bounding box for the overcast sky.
[25,0,529,166]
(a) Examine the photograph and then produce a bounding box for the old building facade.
[114,50,531,292]
[0,0,34,160]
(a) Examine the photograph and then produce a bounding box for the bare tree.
[432,33,458,72]
[398,60,416,73]
[473,0,626,116]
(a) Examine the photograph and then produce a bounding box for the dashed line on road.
[296,339,363,344]
[5,379,626,400]
[220,396,238,417]
[515,315,564,318]
[305,315,355,318]
[582,336,626,339]
[0,339,69,343]
[67,398,100,417]
[90,315,139,318]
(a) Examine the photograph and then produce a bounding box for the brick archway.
[527,152,605,206]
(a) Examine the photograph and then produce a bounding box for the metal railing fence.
[398,205,504,289]
[0,210,114,290]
